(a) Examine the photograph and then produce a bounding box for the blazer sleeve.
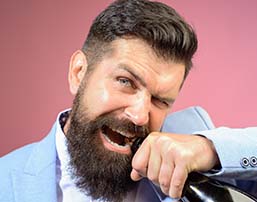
[196,127,257,180]
[161,106,257,197]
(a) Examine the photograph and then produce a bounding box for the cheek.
[85,82,128,117]
[149,109,167,132]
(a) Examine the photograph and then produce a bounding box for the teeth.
[102,133,129,148]
[108,126,135,138]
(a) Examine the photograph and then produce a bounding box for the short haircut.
[82,0,198,78]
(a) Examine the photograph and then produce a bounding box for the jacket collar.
[12,123,58,202]
[11,119,167,202]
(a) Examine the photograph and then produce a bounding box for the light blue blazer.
[0,106,256,201]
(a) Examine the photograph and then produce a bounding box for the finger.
[158,138,175,194]
[131,138,151,178]
[147,137,162,185]
[159,159,174,195]
[169,165,188,198]
[130,168,144,181]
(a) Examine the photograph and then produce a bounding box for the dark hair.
[82,0,198,78]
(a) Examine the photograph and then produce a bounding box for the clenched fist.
[131,132,219,198]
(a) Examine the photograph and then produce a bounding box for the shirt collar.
[55,109,71,172]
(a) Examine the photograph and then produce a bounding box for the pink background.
[1,0,257,156]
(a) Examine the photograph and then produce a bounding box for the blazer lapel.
[12,124,58,202]
[133,178,162,202]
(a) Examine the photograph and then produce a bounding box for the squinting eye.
[152,97,170,109]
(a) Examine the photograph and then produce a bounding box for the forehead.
[109,37,184,70]
[105,38,186,93]
[85,38,186,103]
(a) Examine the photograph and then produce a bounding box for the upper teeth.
[109,126,135,139]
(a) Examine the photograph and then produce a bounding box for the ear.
[68,50,88,95]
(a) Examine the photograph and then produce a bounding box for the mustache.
[104,117,149,138]
[82,113,150,139]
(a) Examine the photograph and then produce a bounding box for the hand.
[130,132,219,198]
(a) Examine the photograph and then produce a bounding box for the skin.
[66,38,219,199]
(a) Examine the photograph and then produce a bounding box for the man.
[1,0,256,201]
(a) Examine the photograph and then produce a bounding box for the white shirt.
[55,110,102,202]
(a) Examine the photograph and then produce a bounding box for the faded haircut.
[82,0,198,78]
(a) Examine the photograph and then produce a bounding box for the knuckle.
[166,144,175,155]
[166,144,180,160]
[169,181,184,197]
[155,136,165,147]
[172,147,192,163]
[159,177,170,189]
[176,151,187,160]
[147,171,158,182]
[150,131,159,137]
[160,184,170,195]
[173,180,184,190]
[132,158,144,171]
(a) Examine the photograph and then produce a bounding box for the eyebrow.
[119,64,147,87]
[118,64,176,105]
[153,95,175,105]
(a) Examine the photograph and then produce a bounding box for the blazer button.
[250,156,257,167]
[240,157,250,168]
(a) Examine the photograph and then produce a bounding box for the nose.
[124,93,150,126]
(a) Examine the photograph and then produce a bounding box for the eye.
[152,97,170,109]
[117,77,135,88]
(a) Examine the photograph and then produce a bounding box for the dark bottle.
[131,138,257,202]
[181,172,257,202]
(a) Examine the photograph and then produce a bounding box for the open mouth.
[101,125,137,148]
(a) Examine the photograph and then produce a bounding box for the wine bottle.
[131,138,257,202]
[181,172,257,202]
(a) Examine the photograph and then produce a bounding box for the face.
[66,38,185,201]
[81,38,184,151]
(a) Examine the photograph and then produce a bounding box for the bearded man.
[1,0,257,202]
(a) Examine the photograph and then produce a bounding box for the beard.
[65,83,149,202]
